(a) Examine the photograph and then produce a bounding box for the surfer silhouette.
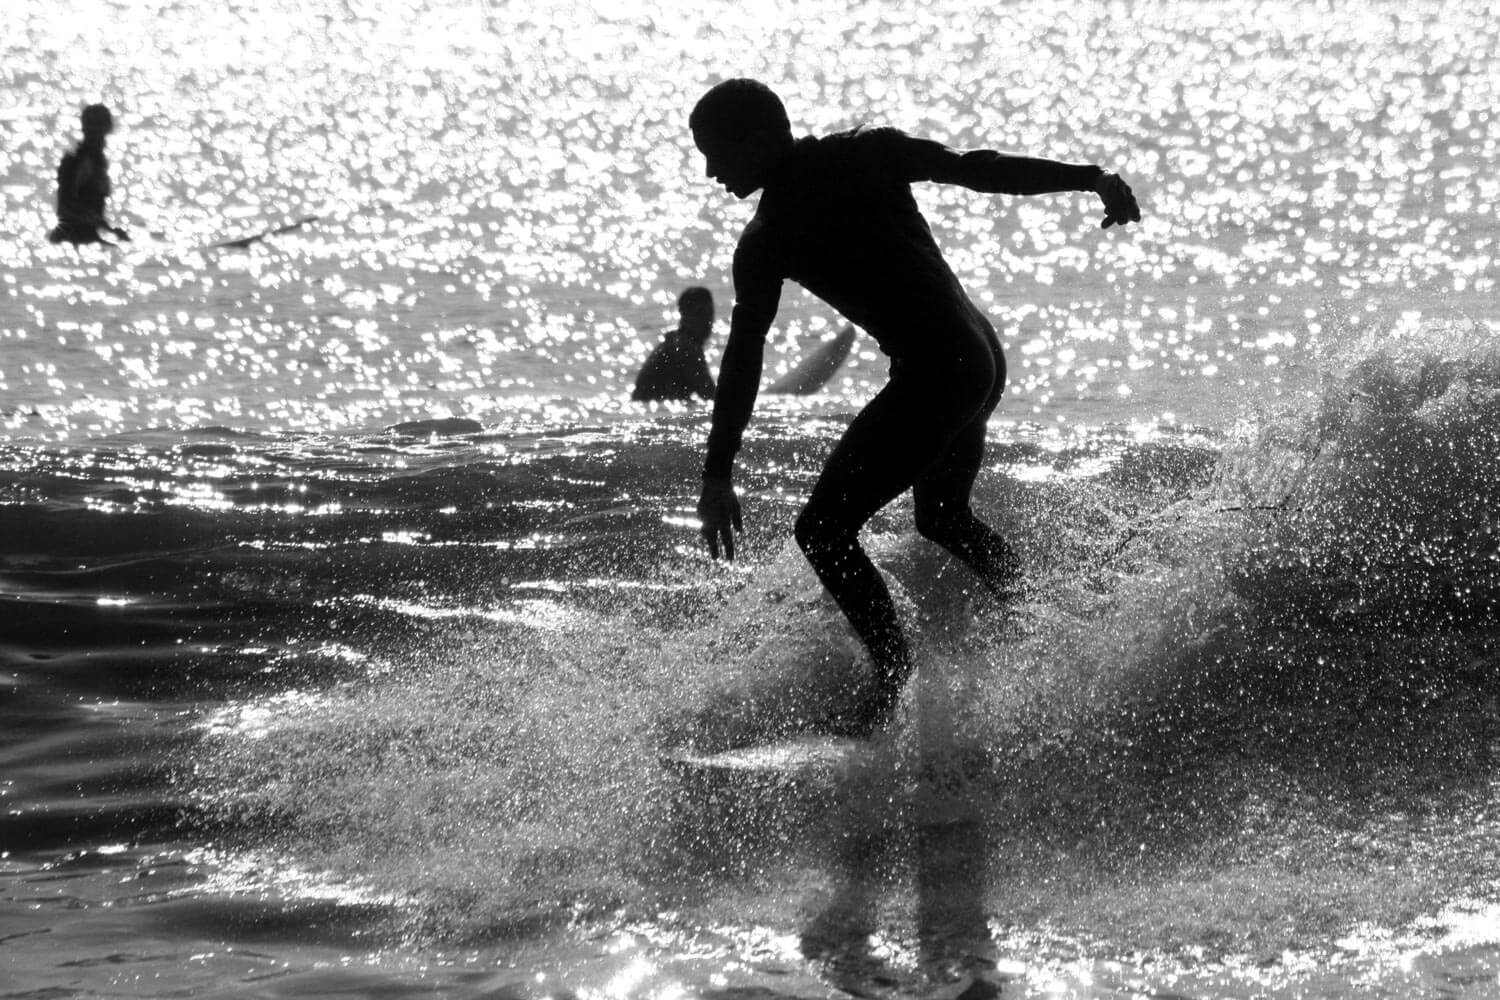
[689,79,1140,736]
[632,286,718,402]
[49,103,129,247]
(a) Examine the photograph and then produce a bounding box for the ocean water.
[4,1,1500,996]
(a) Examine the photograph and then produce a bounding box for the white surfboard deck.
[765,326,856,395]
[660,733,869,776]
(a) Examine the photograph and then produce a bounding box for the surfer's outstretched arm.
[883,129,1141,228]
[698,228,781,560]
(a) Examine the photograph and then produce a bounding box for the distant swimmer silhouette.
[632,286,717,402]
[688,79,1140,737]
[49,103,129,247]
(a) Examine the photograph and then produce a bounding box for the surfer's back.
[744,129,978,353]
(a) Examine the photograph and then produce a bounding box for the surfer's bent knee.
[913,501,973,543]
[794,507,858,562]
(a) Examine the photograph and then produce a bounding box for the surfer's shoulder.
[730,215,777,272]
[730,225,783,303]
[735,213,782,265]
[739,211,771,243]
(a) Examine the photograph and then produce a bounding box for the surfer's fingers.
[702,527,721,560]
[1112,178,1141,223]
[722,525,736,561]
[1097,174,1140,229]
[1098,183,1118,228]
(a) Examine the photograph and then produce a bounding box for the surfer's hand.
[697,476,743,560]
[109,226,131,242]
[1095,172,1140,229]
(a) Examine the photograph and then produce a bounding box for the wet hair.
[678,286,714,311]
[689,79,791,143]
[81,103,113,135]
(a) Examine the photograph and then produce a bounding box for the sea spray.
[188,612,688,940]
[939,317,1500,954]
[652,542,887,753]
[178,319,1500,958]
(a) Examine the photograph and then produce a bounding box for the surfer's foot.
[982,551,1025,600]
[819,683,901,738]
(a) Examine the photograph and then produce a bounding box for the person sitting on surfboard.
[49,104,130,247]
[632,286,718,402]
[689,78,1140,736]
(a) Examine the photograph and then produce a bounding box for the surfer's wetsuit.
[704,127,1110,731]
[632,330,716,402]
[49,142,114,246]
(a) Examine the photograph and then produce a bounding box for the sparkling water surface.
[2,0,1492,439]
[3,1,1500,998]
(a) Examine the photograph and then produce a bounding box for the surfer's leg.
[795,394,916,731]
[795,362,992,732]
[912,338,1021,593]
[911,420,1020,593]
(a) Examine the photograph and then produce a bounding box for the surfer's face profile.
[693,126,771,199]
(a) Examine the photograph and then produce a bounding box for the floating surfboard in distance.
[765,325,856,395]
[201,214,320,251]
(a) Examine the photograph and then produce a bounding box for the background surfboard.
[200,214,319,251]
[766,325,856,395]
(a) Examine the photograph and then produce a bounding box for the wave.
[11,314,1499,967]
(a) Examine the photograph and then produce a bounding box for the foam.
[180,317,1500,959]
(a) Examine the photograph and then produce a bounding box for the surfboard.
[765,325,856,395]
[660,734,869,779]
[201,214,319,251]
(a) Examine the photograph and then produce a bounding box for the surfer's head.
[677,286,715,345]
[690,79,794,199]
[80,103,114,139]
